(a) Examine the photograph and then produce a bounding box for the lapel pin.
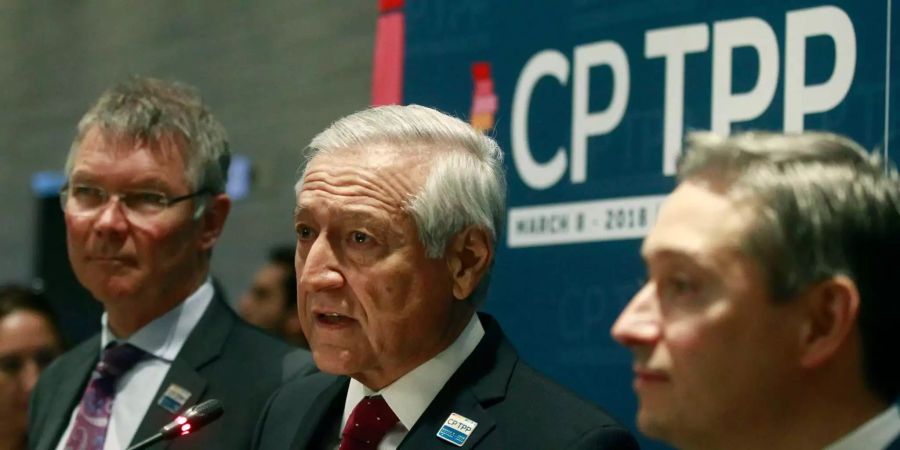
[157,383,192,413]
[436,412,478,447]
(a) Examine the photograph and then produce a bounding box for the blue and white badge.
[436,412,478,447]
[157,383,192,413]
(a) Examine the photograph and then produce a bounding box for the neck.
[691,384,888,450]
[106,266,208,338]
[356,306,476,391]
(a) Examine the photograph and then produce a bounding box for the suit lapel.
[398,389,495,449]
[398,313,515,449]
[36,335,101,450]
[291,376,350,450]
[886,431,900,450]
[130,358,209,448]
[128,293,234,449]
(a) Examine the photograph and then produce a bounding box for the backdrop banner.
[398,1,895,448]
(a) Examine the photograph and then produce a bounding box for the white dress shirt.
[55,279,214,450]
[824,404,900,450]
[334,314,485,450]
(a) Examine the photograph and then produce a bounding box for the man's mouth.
[88,254,135,263]
[633,366,670,386]
[315,312,354,327]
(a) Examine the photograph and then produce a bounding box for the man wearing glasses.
[28,77,311,450]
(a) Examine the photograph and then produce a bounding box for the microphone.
[126,399,224,450]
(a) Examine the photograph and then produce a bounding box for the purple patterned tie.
[63,343,146,450]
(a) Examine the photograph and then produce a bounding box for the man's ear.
[446,226,493,301]
[798,275,860,369]
[198,194,231,251]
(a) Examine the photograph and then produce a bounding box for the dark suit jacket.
[886,427,900,450]
[28,293,314,450]
[253,313,639,450]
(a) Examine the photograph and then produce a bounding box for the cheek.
[64,216,89,246]
[140,223,194,260]
[667,318,747,391]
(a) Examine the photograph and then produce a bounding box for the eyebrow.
[294,205,392,228]
[69,170,174,192]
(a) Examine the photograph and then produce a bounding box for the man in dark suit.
[253,105,638,449]
[28,76,311,450]
[612,131,900,450]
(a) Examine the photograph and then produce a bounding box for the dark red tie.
[339,395,399,450]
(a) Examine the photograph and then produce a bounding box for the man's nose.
[93,197,130,234]
[611,283,662,347]
[298,234,344,292]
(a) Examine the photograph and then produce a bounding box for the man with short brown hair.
[613,131,900,450]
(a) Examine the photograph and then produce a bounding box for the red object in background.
[470,62,498,132]
[379,0,403,12]
[472,62,491,80]
[372,0,405,105]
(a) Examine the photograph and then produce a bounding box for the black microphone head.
[158,399,225,439]
[183,399,224,427]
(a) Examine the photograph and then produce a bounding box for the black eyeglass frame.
[58,183,212,214]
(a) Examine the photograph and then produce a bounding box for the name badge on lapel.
[157,383,192,413]
[436,412,478,447]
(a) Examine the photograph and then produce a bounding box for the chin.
[637,411,677,444]
[309,345,360,376]
[310,352,347,375]
[89,277,142,304]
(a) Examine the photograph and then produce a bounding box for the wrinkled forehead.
[297,144,434,194]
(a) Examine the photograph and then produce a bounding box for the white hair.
[297,104,506,304]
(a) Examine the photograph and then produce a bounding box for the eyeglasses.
[60,183,209,223]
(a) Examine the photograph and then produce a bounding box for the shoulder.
[209,316,313,381]
[33,334,99,396]
[463,315,637,448]
[506,362,622,427]
[224,315,295,355]
[200,296,298,361]
[253,371,345,449]
[496,361,638,449]
[268,370,342,412]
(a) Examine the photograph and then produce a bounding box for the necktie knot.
[97,343,146,379]
[340,395,399,450]
[63,343,146,450]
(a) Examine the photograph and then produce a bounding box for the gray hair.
[677,130,900,402]
[297,104,506,304]
[66,76,230,195]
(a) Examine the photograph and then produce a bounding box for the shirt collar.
[343,314,485,432]
[824,404,900,450]
[100,279,215,362]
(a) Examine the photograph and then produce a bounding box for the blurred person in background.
[238,245,307,346]
[613,131,900,450]
[0,284,63,450]
[28,76,311,450]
